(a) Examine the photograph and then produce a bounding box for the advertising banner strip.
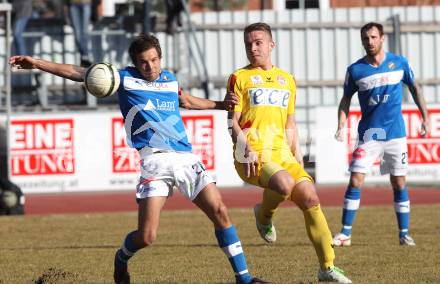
[9,111,243,193]
[316,105,440,184]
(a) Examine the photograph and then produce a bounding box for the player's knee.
[211,202,231,227]
[302,195,320,209]
[349,176,364,188]
[275,179,295,196]
[138,230,157,247]
[268,171,295,196]
[294,183,320,210]
[214,202,230,220]
[390,177,406,189]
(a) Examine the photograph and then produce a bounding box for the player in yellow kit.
[228,63,311,188]
[227,22,352,283]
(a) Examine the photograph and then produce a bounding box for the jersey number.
[401,152,408,164]
[192,162,206,174]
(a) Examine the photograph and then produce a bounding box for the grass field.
[1,205,439,283]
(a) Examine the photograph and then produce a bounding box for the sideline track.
[23,186,440,215]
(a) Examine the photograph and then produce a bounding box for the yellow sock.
[303,204,335,269]
[258,188,288,225]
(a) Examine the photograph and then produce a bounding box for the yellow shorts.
[234,151,313,188]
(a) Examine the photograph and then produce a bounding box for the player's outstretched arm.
[408,84,431,137]
[9,56,86,82]
[179,90,238,110]
[335,95,352,141]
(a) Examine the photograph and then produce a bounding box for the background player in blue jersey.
[333,22,431,247]
[10,34,267,284]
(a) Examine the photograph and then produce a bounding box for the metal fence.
[1,6,440,146]
[187,7,440,134]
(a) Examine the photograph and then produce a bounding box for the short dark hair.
[244,22,273,39]
[361,22,384,37]
[128,34,162,65]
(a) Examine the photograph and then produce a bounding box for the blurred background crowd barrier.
[0,1,439,189]
[0,2,438,121]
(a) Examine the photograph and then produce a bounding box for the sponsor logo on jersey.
[368,94,390,106]
[277,75,286,86]
[368,96,378,106]
[356,70,404,92]
[265,76,274,83]
[250,75,263,86]
[248,88,290,108]
[143,99,176,111]
[144,99,156,110]
[388,62,396,70]
[124,77,179,93]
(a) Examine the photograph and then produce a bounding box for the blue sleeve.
[401,57,415,87]
[343,67,357,98]
[117,69,124,92]
[162,69,177,81]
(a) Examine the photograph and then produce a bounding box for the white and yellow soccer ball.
[84,62,120,98]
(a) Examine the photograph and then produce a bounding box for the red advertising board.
[111,114,215,173]
[346,109,440,164]
[182,115,215,170]
[111,118,140,173]
[10,119,75,175]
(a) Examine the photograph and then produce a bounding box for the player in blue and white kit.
[9,34,267,284]
[333,22,431,247]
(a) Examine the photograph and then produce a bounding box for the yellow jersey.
[228,65,296,156]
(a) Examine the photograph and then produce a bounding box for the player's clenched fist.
[223,91,239,111]
[10,55,37,70]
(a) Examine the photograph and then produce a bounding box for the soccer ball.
[1,191,17,208]
[84,62,120,98]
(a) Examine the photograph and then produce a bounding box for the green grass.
[1,205,440,283]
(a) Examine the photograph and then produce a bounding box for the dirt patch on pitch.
[33,267,78,284]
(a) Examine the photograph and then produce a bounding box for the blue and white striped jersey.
[117,67,192,152]
[344,52,415,141]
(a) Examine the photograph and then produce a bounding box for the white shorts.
[349,137,408,176]
[136,151,215,201]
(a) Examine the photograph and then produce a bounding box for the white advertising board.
[316,105,440,184]
[8,110,243,193]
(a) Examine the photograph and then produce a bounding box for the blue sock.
[394,187,410,238]
[115,231,141,268]
[215,225,253,284]
[341,187,361,236]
